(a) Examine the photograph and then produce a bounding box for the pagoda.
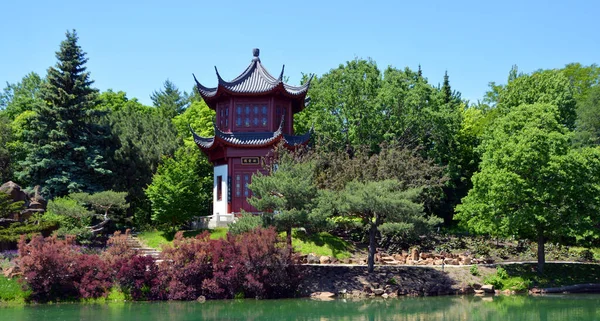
[190,49,312,227]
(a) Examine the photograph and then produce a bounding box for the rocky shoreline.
[298,264,600,299]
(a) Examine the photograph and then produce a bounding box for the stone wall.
[299,265,461,299]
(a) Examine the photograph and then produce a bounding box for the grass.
[291,230,353,259]
[0,276,30,303]
[138,228,353,259]
[502,262,600,288]
[138,228,229,249]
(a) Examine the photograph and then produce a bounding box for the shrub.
[159,227,301,300]
[158,231,215,300]
[116,255,161,300]
[17,235,112,301]
[74,254,112,299]
[228,214,263,235]
[470,264,480,276]
[102,231,138,274]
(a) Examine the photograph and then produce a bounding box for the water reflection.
[2,295,600,321]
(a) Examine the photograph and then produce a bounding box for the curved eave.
[189,125,216,151]
[283,127,312,147]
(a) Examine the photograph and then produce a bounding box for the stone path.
[125,234,161,259]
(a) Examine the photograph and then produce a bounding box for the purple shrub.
[116,255,161,300]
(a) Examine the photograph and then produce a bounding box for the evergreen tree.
[150,80,188,118]
[17,30,110,198]
[442,71,452,104]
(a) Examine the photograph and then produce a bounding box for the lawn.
[138,228,229,249]
[137,228,353,259]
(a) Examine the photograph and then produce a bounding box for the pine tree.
[17,30,110,198]
[150,80,188,119]
[442,70,452,104]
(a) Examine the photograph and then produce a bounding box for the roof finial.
[252,48,260,61]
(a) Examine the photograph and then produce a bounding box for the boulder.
[373,288,385,296]
[434,259,444,265]
[481,284,495,293]
[307,253,320,264]
[410,248,419,261]
[319,256,331,264]
[310,292,335,300]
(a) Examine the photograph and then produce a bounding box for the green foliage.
[339,179,433,272]
[172,99,215,141]
[0,114,14,183]
[105,98,181,226]
[574,85,600,146]
[0,72,44,120]
[496,68,577,129]
[456,103,600,272]
[17,30,110,198]
[0,192,24,218]
[228,214,264,235]
[0,221,58,245]
[470,264,480,276]
[46,196,93,241]
[0,276,30,302]
[248,147,319,246]
[145,146,212,232]
[150,80,189,119]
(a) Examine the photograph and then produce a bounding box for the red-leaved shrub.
[102,231,138,276]
[158,231,214,300]
[159,227,301,300]
[17,235,112,301]
[116,255,161,300]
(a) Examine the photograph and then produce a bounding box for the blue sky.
[1,0,597,106]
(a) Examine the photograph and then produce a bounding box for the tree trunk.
[286,227,293,258]
[368,223,377,273]
[537,230,545,274]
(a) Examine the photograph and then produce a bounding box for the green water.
[2,295,599,321]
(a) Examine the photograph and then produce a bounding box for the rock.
[196,295,206,303]
[460,257,472,265]
[481,284,495,293]
[434,259,444,265]
[381,293,389,299]
[307,253,320,264]
[411,248,419,261]
[474,289,485,295]
[319,256,331,264]
[338,289,347,295]
[311,292,335,300]
[373,288,385,296]
[3,266,20,278]
[393,254,404,261]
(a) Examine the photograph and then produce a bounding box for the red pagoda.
[190,49,312,227]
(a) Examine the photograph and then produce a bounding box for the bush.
[116,255,161,300]
[102,231,138,274]
[17,235,111,301]
[159,227,301,300]
[228,214,263,235]
[470,264,480,276]
[158,231,214,300]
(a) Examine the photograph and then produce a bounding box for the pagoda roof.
[190,118,312,152]
[194,49,312,111]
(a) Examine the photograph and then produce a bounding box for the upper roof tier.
[194,48,312,113]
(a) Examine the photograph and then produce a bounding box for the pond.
[2,294,600,321]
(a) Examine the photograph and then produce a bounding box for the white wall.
[213,164,228,216]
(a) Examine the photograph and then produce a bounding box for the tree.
[0,114,13,182]
[145,146,212,232]
[17,30,110,198]
[339,179,436,273]
[150,80,188,119]
[102,92,181,225]
[0,72,44,120]
[497,69,577,129]
[70,191,129,234]
[455,103,600,273]
[575,85,600,146]
[248,148,318,249]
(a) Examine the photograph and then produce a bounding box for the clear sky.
[1,0,597,106]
